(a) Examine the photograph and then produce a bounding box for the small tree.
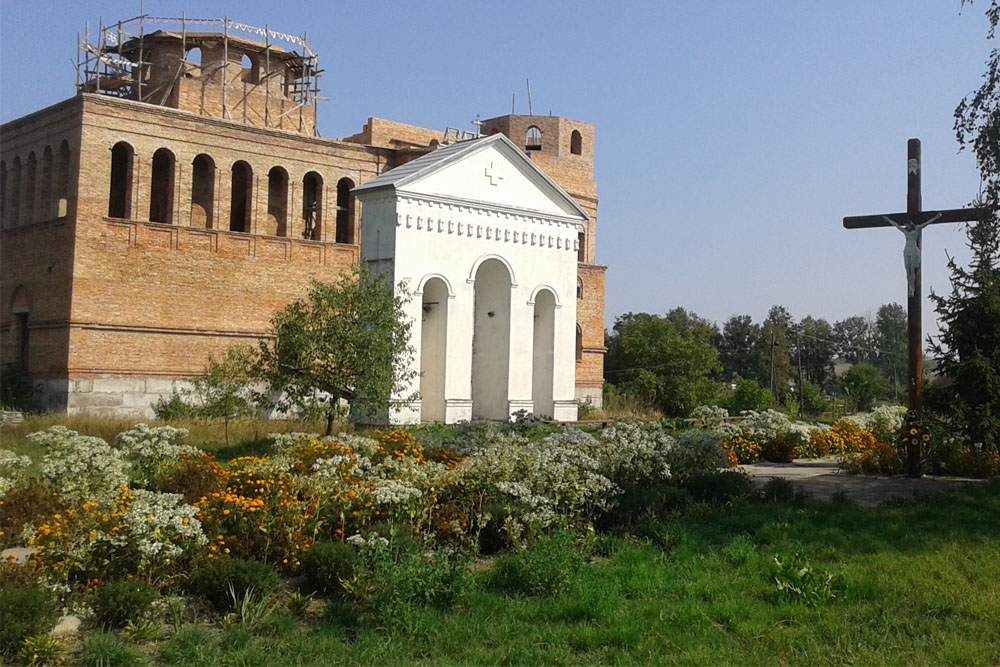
[189,346,257,445]
[256,265,415,434]
[841,364,891,412]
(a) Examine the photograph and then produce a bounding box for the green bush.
[684,471,754,504]
[152,392,198,421]
[761,434,797,463]
[759,477,797,503]
[597,480,689,530]
[0,585,60,658]
[80,632,145,667]
[91,579,159,629]
[187,557,280,613]
[488,531,586,597]
[300,541,359,595]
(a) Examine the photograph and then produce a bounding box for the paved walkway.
[741,457,985,506]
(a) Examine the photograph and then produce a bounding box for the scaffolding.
[76,13,323,136]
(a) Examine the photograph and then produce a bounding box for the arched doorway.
[532,289,556,417]
[471,259,512,420]
[420,278,449,423]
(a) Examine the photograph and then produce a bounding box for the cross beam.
[843,138,983,477]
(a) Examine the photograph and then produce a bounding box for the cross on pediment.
[843,138,984,477]
[484,161,504,186]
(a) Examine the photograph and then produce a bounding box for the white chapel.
[353,133,588,424]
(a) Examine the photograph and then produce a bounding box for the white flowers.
[0,448,32,498]
[30,426,128,500]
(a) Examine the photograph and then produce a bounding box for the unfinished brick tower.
[0,14,606,417]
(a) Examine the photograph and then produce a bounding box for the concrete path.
[741,457,985,507]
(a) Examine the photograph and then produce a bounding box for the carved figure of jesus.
[882,213,941,297]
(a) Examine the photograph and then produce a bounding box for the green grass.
[57,480,1000,665]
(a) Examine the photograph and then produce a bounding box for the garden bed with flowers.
[1,409,997,664]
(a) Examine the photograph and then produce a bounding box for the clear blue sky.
[1,1,991,339]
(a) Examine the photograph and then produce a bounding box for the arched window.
[577,231,586,263]
[185,47,202,76]
[191,154,215,229]
[302,172,323,240]
[576,325,584,362]
[570,129,582,155]
[241,53,259,84]
[525,125,542,151]
[577,278,584,300]
[108,142,134,219]
[9,157,21,227]
[267,166,288,237]
[0,161,7,228]
[149,148,176,223]
[23,152,36,225]
[39,147,53,221]
[335,177,355,244]
[229,161,253,232]
[54,141,70,218]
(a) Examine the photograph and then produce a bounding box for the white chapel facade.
[354,134,586,423]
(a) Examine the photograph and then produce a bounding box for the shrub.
[760,477,797,503]
[772,551,841,606]
[722,429,762,464]
[665,429,733,480]
[841,439,901,475]
[727,379,773,413]
[761,433,797,463]
[29,426,128,502]
[79,633,145,667]
[488,531,586,597]
[91,579,159,629]
[684,471,754,504]
[300,541,359,595]
[152,392,198,421]
[0,585,60,658]
[19,635,67,666]
[597,480,690,530]
[187,557,280,613]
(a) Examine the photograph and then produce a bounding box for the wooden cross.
[843,138,983,477]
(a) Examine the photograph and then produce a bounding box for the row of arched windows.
[107,141,357,243]
[1,140,72,229]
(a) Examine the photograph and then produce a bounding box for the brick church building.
[0,16,606,418]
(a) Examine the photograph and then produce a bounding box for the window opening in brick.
[267,166,288,237]
[108,142,134,219]
[570,129,582,155]
[241,53,259,84]
[302,171,322,240]
[15,312,29,371]
[185,47,202,76]
[23,152,36,225]
[335,177,355,244]
[576,325,584,362]
[8,157,21,227]
[40,147,53,221]
[191,154,215,229]
[525,125,542,151]
[577,231,586,262]
[577,278,583,300]
[54,141,70,218]
[229,161,253,232]
[149,148,176,224]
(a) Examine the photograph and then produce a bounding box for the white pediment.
[353,134,588,223]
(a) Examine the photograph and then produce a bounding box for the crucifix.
[843,138,983,477]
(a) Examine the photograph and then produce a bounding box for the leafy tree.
[605,311,720,417]
[928,0,1000,450]
[841,364,890,412]
[798,316,836,387]
[834,315,875,365]
[188,346,257,445]
[873,302,907,399]
[256,265,415,435]
[717,314,763,382]
[726,378,773,414]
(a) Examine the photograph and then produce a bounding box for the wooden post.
[906,139,923,477]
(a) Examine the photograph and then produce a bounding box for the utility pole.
[768,334,777,398]
[797,330,805,414]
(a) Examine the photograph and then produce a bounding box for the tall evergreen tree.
[928,0,1000,449]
